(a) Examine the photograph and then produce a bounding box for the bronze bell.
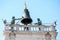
[21,3,32,25]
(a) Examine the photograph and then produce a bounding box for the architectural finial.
[24,2,27,9]
[53,21,57,26]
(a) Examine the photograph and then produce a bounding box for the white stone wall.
[16,34,43,40]
[3,31,57,40]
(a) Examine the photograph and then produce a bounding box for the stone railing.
[4,24,56,32]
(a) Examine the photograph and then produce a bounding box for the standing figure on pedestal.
[11,16,15,24]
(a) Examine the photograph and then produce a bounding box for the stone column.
[16,26,19,32]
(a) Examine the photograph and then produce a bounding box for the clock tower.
[3,3,58,40]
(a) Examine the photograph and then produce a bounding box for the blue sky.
[0,0,60,40]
